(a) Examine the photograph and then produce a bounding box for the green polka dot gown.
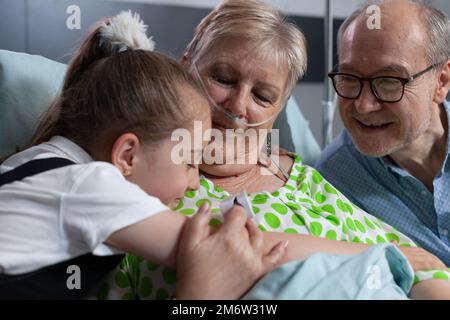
[96,155,450,299]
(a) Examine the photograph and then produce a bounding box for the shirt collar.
[442,100,450,171]
[46,136,93,164]
[443,100,450,150]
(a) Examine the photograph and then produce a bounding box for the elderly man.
[316,0,450,266]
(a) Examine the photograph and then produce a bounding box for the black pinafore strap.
[0,158,124,299]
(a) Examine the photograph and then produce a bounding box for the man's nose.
[354,83,382,114]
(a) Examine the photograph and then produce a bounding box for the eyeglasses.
[328,63,441,103]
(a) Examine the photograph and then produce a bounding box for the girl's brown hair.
[30,18,208,159]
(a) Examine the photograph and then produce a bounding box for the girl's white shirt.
[0,136,167,275]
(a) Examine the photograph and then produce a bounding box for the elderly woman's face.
[196,38,289,132]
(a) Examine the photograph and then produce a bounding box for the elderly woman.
[99,0,450,300]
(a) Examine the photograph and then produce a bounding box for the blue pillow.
[0,50,321,164]
[0,50,66,157]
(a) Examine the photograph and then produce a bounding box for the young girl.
[0,11,287,299]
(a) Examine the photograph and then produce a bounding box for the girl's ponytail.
[65,11,155,90]
[31,11,162,147]
[28,11,206,158]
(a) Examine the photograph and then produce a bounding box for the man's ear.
[110,133,141,176]
[433,59,450,104]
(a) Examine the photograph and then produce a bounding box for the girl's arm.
[105,209,186,269]
[105,205,366,270]
[105,205,446,272]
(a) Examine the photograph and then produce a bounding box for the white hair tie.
[99,10,155,53]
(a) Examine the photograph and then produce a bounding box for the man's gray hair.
[337,0,450,65]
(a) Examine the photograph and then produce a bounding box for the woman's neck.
[203,164,269,195]
[201,155,294,195]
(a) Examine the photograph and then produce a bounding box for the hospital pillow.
[280,96,321,165]
[0,50,66,157]
[0,50,321,163]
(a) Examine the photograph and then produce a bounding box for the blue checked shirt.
[316,102,450,266]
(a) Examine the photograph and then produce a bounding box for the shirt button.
[442,229,448,237]
[421,190,427,196]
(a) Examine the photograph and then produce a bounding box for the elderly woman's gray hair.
[338,0,450,66]
[184,0,307,101]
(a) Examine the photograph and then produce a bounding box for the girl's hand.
[175,204,288,300]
